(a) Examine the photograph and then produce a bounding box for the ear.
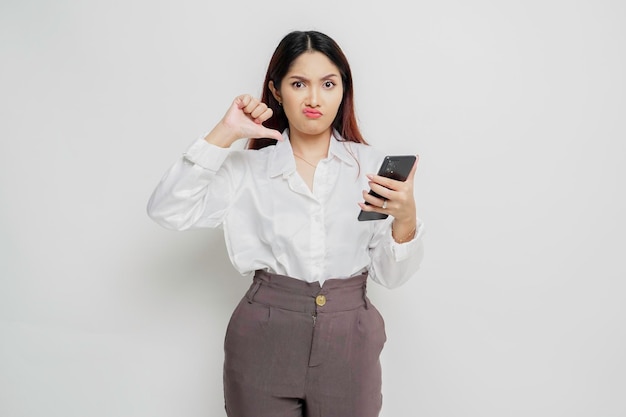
[268,80,282,103]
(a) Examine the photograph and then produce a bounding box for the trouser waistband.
[246,270,370,314]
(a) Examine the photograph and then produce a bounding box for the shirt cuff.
[182,138,232,172]
[388,219,425,261]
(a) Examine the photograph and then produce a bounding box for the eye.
[292,81,305,88]
[323,81,336,88]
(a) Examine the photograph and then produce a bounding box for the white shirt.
[147,130,424,288]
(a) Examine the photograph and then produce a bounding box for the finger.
[358,200,380,212]
[250,103,269,120]
[250,126,284,142]
[259,127,284,141]
[253,108,275,125]
[358,201,376,212]
[367,181,394,200]
[235,94,251,109]
[243,97,261,114]
[358,200,387,213]
[362,189,388,208]
[366,173,400,191]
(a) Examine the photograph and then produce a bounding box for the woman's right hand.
[204,94,284,147]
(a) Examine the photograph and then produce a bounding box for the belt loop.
[246,280,262,304]
[362,282,370,309]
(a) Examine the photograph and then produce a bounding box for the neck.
[289,130,332,158]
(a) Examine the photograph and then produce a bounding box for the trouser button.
[315,295,326,306]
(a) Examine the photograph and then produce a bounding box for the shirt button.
[315,295,327,306]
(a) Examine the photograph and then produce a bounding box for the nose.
[306,87,320,107]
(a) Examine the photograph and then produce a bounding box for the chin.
[292,123,333,138]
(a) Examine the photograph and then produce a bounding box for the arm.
[146,140,238,230]
[367,218,425,289]
[146,95,283,230]
[359,156,425,288]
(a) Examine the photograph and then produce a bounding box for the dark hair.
[247,30,367,149]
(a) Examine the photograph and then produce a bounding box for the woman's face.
[272,51,344,139]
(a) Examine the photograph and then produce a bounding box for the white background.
[1,0,625,416]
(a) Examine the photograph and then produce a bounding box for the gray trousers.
[223,270,387,417]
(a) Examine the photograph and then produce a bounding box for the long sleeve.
[147,138,243,230]
[367,219,425,289]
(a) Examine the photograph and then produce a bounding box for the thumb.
[259,127,284,142]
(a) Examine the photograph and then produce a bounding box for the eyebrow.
[287,74,340,82]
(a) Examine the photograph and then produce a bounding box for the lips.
[303,109,322,118]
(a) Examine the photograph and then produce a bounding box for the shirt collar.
[268,129,356,178]
[328,130,357,167]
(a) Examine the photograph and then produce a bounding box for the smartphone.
[357,155,416,221]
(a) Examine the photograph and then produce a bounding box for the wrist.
[391,219,417,244]
[203,122,239,148]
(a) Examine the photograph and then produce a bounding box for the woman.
[147,30,424,417]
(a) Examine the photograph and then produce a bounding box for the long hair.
[247,30,367,150]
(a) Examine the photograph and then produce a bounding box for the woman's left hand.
[358,156,419,240]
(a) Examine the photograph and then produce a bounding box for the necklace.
[293,152,318,168]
